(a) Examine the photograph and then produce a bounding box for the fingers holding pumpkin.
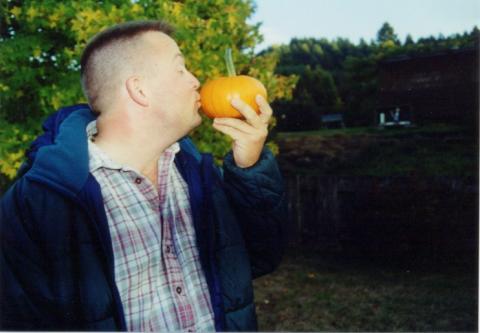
[255,94,273,125]
[211,121,245,141]
[212,95,271,168]
[213,118,258,135]
[213,114,268,141]
[212,118,267,168]
[230,97,264,129]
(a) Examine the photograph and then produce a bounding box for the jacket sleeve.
[0,179,75,330]
[222,147,288,279]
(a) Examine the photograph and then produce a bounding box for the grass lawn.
[253,254,478,331]
[260,124,478,331]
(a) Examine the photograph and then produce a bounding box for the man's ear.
[125,76,149,107]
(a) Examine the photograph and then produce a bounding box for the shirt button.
[135,177,142,184]
[176,286,182,294]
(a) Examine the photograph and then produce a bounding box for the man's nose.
[190,73,200,90]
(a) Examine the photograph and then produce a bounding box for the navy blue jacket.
[0,105,286,331]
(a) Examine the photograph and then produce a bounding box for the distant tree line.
[262,22,479,131]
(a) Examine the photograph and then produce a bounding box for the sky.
[248,0,480,51]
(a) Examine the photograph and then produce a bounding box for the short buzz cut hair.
[80,20,174,113]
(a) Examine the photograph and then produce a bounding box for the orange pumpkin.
[200,49,267,119]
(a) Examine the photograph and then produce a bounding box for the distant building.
[376,48,479,125]
[321,113,345,129]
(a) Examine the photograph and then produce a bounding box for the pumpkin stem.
[225,48,236,77]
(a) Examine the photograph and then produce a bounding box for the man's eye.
[178,66,187,74]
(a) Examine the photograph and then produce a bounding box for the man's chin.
[187,113,203,133]
[194,111,203,126]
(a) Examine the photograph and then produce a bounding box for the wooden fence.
[282,173,478,260]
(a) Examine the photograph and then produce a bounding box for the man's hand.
[212,95,272,168]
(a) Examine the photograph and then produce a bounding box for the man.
[0,20,286,331]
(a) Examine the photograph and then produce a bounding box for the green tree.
[404,34,415,46]
[376,22,400,46]
[0,0,297,184]
[293,66,341,110]
[274,66,341,131]
[342,55,378,126]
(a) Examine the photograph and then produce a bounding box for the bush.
[0,0,297,182]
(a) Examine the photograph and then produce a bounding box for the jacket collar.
[24,104,198,197]
[26,105,96,195]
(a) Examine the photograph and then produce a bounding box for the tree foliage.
[377,22,400,46]
[265,23,479,131]
[0,0,297,183]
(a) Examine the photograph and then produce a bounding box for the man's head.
[80,20,202,135]
[80,20,172,113]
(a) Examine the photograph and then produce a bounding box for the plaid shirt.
[87,121,215,332]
